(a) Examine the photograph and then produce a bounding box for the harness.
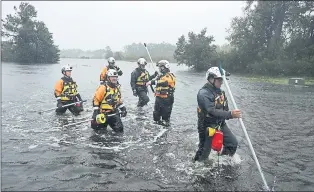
[100,83,121,113]
[60,77,78,101]
[155,73,176,98]
[136,70,149,86]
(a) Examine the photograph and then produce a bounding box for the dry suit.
[193,83,238,162]
[151,72,176,125]
[130,67,158,107]
[91,82,127,132]
[100,65,123,84]
[54,76,83,116]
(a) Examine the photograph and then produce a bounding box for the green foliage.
[221,1,314,76]
[174,28,217,71]
[1,2,60,63]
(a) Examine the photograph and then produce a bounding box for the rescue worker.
[91,69,127,132]
[146,60,176,127]
[193,66,241,162]
[130,57,158,107]
[100,57,123,84]
[54,64,84,116]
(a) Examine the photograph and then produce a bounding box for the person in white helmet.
[91,69,127,132]
[99,57,123,84]
[192,66,241,162]
[54,64,84,116]
[146,60,176,127]
[130,57,158,107]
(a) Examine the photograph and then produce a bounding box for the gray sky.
[2,1,245,52]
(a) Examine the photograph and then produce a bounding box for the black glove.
[77,102,84,111]
[57,99,63,108]
[154,71,159,77]
[76,93,82,101]
[92,109,100,120]
[133,89,137,97]
[120,106,127,117]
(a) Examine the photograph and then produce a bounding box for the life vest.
[155,72,176,98]
[100,66,119,81]
[100,83,121,113]
[197,83,228,124]
[60,77,78,101]
[136,70,150,86]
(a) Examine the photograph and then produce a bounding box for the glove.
[154,71,159,77]
[92,109,100,120]
[146,81,152,86]
[120,106,127,117]
[57,99,63,108]
[133,89,137,97]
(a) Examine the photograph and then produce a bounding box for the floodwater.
[2,58,314,191]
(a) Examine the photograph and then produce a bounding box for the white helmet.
[61,64,72,74]
[107,57,115,65]
[106,69,118,78]
[137,58,147,65]
[205,67,224,80]
[157,60,170,69]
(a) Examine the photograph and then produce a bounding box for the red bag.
[212,130,223,152]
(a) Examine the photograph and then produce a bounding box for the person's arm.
[93,85,105,109]
[54,79,64,107]
[100,67,107,83]
[116,66,123,76]
[149,71,159,80]
[197,89,233,119]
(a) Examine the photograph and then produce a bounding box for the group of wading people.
[54,57,241,162]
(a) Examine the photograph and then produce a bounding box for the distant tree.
[1,2,60,63]
[123,42,176,62]
[113,51,124,60]
[105,46,113,58]
[174,28,217,71]
[223,1,314,76]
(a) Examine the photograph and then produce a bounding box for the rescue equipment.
[96,113,106,124]
[211,130,223,152]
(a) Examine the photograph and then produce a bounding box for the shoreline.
[240,74,314,86]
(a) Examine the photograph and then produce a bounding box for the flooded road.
[2,58,314,191]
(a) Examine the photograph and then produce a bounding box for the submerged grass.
[242,75,314,86]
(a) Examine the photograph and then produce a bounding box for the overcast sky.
[2,1,245,51]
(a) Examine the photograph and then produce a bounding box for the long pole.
[38,100,87,114]
[143,43,156,93]
[218,65,270,191]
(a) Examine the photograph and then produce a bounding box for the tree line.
[174,1,314,76]
[2,1,314,77]
[60,43,176,62]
